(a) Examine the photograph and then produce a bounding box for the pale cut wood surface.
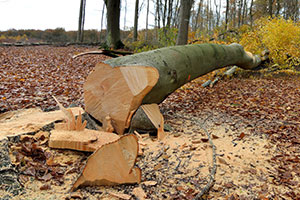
[49,129,120,152]
[0,107,84,140]
[84,63,159,134]
[72,134,141,190]
[141,104,167,140]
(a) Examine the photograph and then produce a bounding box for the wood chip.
[108,192,131,200]
[132,186,147,200]
[142,181,157,186]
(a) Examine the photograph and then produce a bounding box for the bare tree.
[77,0,86,42]
[104,0,124,49]
[133,0,139,41]
[123,0,127,30]
[100,3,106,42]
[269,0,273,17]
[176,0,194,45]
[249,0,254,26]
[225,0,229,30]
[145,0,150,40]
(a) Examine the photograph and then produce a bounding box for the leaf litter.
[1,46,300,199]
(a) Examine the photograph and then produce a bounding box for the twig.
[173,113,217,199]
[193,117,217,200]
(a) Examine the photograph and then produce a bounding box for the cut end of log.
[71,134,141,191]
[83,63,159,135]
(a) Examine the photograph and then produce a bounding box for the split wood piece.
[0,107,84,140]
[71,134,141,191]
[49,129,119,152]
[84,63,159,135]
[53,96,87,131]
[140,104,167,140]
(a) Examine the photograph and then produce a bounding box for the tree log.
[84,43,264,134]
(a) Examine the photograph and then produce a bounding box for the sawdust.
[2,110,299,199]
[0,107,83,140]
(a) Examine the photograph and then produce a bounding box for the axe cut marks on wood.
[83,63,159,135]
[71,134,141,190]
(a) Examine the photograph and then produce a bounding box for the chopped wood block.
[49,129,120,152]
[141,104,167,140]
[71,134,141,190]
[84,63,159,134]
[0,107,84,140]
[141,104,162,129]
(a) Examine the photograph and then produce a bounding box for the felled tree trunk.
[84,43,264,134]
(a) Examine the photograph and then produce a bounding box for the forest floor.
[0,46,300,200]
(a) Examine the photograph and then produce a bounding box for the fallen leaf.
[239,132,245,139]
[201,138,209,142]
[40,184,51,190]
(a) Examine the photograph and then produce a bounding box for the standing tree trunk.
[249,0,254,27]
[145,0,150,41]
[238,0,242,28]
[104,0,124,49]
[156,0,161,29]
[172,0,180,27]
[225,0,229,30]
[123,0,127,30]
[83,43,266,134]
[193,1,202,31]
[269,0,273,17]
[133,0,139,41]
[176,0,194,45]
[100,3,106,42]
[77,0,86,42]
[166,0,173,27]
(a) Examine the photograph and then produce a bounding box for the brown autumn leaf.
[239,132,245,139]
[40,184,51,190]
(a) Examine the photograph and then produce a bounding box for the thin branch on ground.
[172,113,217,199]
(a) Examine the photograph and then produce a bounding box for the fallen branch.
[72,49,133,59]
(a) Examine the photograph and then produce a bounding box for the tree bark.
[249,0,254,27]
[84,43,265,134]
[225,0,229,30]
[133,0,139,41]
[77,0,86,43]
[99,3,106,42]
[269,0,273,17]
[104,0,124,49]
[145,0,149,40]
[176,0,194,45]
